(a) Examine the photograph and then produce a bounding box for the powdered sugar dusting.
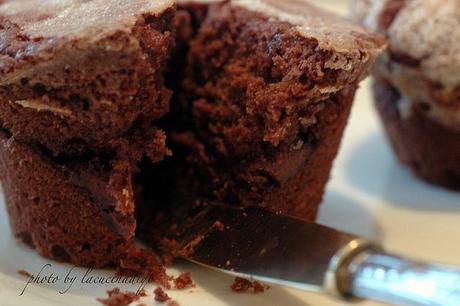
[389,0,460,86]
[233,0,384,54]
[354,0,460,87]
[352,0,460,128]
[0,0,174,40]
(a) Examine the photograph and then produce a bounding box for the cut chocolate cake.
[0,0,385,282]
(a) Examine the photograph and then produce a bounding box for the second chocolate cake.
[352,0,460,190]
[0,0,385,281]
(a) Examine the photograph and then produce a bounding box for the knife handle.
[347,250,460,306]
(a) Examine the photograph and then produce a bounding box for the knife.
[172,205,460,306]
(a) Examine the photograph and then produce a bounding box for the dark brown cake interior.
[171,3,360,198]
[134,2,382,256]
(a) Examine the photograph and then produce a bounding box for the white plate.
[1,1,460,305]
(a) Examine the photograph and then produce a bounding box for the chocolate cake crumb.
[97,288,140,306]
[176,235,205,258]
[230,277,269,294]
[231,277,251,293]
[212,221,225,231]
[167,301,180,306]
[252,281,268,294]
[17,270,32,278]
[173,272,194,289]
[116,246,169,288]
[154,287,171,303]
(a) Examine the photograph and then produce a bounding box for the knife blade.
[174,205,460,306]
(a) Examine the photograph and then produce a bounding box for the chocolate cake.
[0,0,385,280]
[352,0,460,190]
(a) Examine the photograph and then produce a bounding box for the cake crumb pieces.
[230,277,269,294]
[116,245,170,288]
[212,221,225,231]
[159,237,180,266]
[173,272,194,289]
[167,301,180,306]
[17,269,32,278]
[97,288,140,306]
[252,281,268,294]
[154,287,171,303]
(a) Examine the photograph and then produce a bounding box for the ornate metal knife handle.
[345,250,460,306]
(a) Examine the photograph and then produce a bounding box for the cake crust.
[0,0,175,83]
[0,0,174,39]
[235,0,385,55]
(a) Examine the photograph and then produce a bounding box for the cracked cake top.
[181,0,386,74]
[0,0,175,83]
[234,0,385,56]
[0,0,174,39]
